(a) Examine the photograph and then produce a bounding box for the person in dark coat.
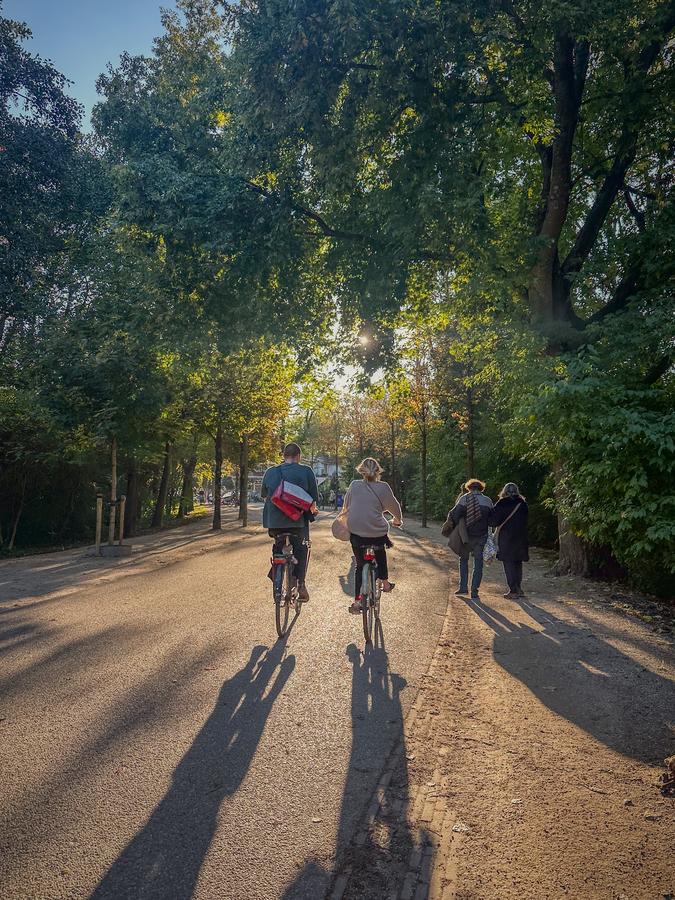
[492,482,529,598]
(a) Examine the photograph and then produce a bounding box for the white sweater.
[343,480,402,537]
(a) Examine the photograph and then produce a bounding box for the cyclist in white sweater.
[342,458,403,613]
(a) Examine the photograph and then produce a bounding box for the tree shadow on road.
[90,642,295,900]
[465,596,675,763]
[282,636,424,900]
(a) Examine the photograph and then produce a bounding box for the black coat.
[492,497,529,562]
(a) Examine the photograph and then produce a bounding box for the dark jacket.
[492,496,529,562]
[261,462,319,530]
[450,490,493,539]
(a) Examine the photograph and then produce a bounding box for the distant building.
[311,454,343,479]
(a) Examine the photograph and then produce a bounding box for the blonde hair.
[356,457,383,481]
[499,482,524,500]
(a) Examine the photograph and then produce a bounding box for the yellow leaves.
[212,110,231,129]
[484,41,507,74]
[249,171,278,190]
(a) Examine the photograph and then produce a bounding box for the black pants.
[350,534,389,600]
[269,528,309,581]
[502,559,523,594]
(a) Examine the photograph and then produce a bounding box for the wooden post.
[118,495,126,545]
[108,435,117,545]
[95,494,103,554]
[239,435,249,527]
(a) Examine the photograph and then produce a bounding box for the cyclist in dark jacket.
[492,482,529,598]
[261,443,318,600]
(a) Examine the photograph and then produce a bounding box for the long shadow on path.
[91,642,294,900]
[466,596,674,763]
[283,632,421,899]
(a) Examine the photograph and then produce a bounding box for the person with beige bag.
[333,458,403,614]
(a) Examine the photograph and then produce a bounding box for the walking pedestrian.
[492,482,529,599]
[447,479,493,600]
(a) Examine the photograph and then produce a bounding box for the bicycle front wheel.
[275,562,291,639]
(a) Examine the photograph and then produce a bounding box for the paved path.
[0,509,448,900]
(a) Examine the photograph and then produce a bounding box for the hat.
[464,479,486,491]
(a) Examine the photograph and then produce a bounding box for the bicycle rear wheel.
[362,562,374,644]
[275,562,291,638]
[372,568,382,621]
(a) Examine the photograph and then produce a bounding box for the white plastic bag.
[483,532,497,563]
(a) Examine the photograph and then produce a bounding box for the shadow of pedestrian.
[90,642,295,900]
[282,640,423,899]
[465,596,674,763]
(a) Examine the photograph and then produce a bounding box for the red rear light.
[364,552,375,561]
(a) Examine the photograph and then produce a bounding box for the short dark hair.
[282,442,302,459]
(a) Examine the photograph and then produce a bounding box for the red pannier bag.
[271,480,314,521]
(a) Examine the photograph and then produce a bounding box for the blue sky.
[5,0,177,128]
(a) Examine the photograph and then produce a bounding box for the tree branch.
[561,128,638,278]
[244,179,454,263]
[644,352,673,385]
[499,0,554,85]
[562,12,674,280]
[243,179,370,243]
[623,188,646,232]
[583,266,640,326]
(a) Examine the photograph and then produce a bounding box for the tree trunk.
[529,32,582,323]
[165,466,178,518]
[389,419,397,496]
[108,435,118,545]
[421,425,428,528]
[239,435,249,526]
[554,515,592,576]
[552,461,592,575]
[151,441,171,528]
[177,454,197,518]
[8,474,27,550]
[212,424,223,530]
[125,458,140,537]
[466,388,476,478]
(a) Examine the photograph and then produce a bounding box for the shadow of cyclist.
[91,642,294,900]
[283,639,420,899]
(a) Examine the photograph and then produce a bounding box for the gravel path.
[332,518,675,900]
[0,509,448,900]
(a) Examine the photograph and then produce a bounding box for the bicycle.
[357,519,402,644]
[271,532,311,638]
[359,544,382,644]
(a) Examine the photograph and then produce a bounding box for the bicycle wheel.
[275,562,291,638]
[362,562,374,644]
[372,568,382,621]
